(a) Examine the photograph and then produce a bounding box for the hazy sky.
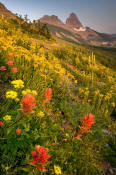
[1,0,116,34]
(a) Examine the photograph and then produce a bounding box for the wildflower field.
[0,16,116,175]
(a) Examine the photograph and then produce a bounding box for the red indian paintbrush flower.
[0,121,4,127]
[80,113,95,133]
[18,94,36,113]
[74,134,82,139]
[0,66,6,71]
[30,146,51,171]
[75,113,95,138]
[45,88,52,101]
[12,53,16,58]
[8,60,13,66]
[16,128,21,135]
[12,67,18,73]
[20,118,25,121]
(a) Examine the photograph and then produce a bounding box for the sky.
[1,0,116,34]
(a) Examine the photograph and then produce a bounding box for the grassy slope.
[54,35,116,70]
[0,17,116,175]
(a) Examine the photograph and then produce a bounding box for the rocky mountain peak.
[66,13,83,28]
[40,15,64,25]
[51,15,59,20]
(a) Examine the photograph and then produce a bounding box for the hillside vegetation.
[0,16,116,175]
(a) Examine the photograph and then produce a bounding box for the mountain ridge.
[37,13,116,47]
[66,12,83,29]
[0,2,16,19]
[0,2,115,47]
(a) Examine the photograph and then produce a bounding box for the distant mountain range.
[36,13,116,47]
[0,2,116,47]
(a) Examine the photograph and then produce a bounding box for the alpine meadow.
[0,1,116,175]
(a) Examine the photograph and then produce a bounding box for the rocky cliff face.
[0,2,16,19]
[40,15,64,26]
[38,13,85,33]
[37,13,103,44]
[66,13,83,29]
[39,13,83,30]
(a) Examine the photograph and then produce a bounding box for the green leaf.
[7,127,13,135]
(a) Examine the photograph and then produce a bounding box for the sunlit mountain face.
[36,13,116,47]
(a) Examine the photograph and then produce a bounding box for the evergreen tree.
[24,14,29,23]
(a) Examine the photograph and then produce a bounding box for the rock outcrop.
[66,13,83,29]
[40,15,64,26]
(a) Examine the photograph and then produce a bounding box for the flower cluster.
[11,80,24,89]
[30,145,51,171]
[8,60,13,66]
[79,87,89,97]
[80,113,95,133]
[19,93,36,113]
[104,93,112,101]
[22,89,37,96]
[45,88,52,101]
[0,121,4,127]
[0,59,18,74]
[3,115,11,121]
[12,53,16,58]
[94,90,100,95]
[0,66,6,71]
[12,67,18,73]
[6,91,18,99]
[7,58,18,73]
[54,165,62,175]
[16,128,21,135]
[37,111,45,118]
[75,113,95,138]
[111,102,115,107]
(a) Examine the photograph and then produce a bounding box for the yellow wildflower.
[6,91,17,99]
[37,111,45,118]
[107,76,114,82]
[22,89,37,96]
[74,80,78,84]
[22,89,31,96]
[99,94,104,98]
[3,115,11,121]
[104,93,112,101]
[95,90,100,95]
[15,98,20,102]
[41,122,46,129]
[84,91,89,96]
[36,145,40,149]
[11,80,24,89]
[66,133,69,137]
[79,88,84,94]
[111,102,115,107]
[54,165,62,175]
[32,90,37,96]
[22,90,26,96]
[25,89,31,94]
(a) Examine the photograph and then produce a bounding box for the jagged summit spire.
[66,12,83,28]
